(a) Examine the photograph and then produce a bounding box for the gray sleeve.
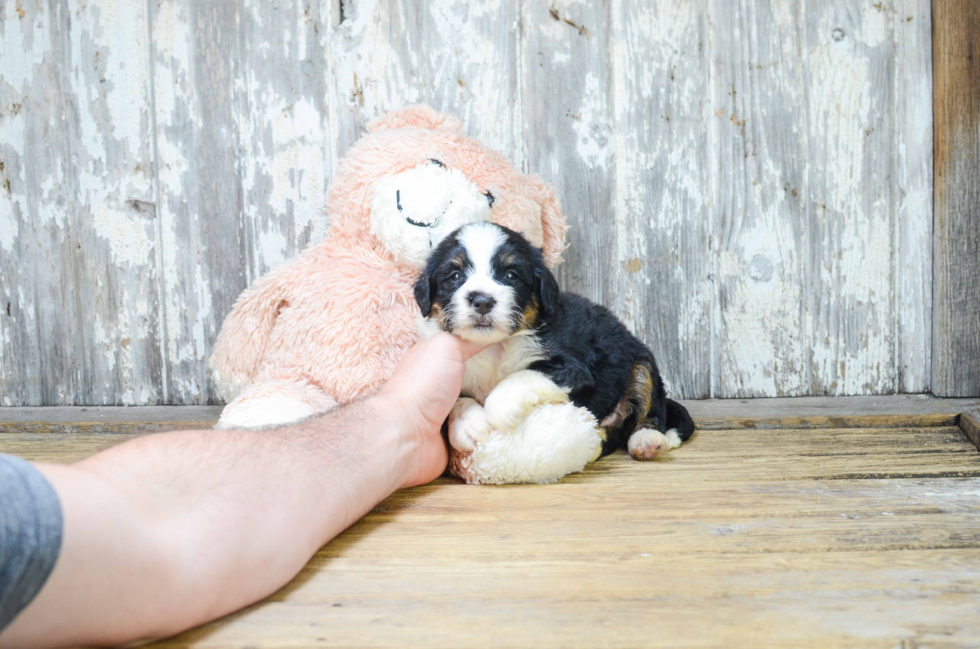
[0,454,63,634]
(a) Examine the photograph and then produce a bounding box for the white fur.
[448,397,490,452]
[458,402,602,485]
[483,369,570,432]
[419,310,548,405]
[215,393,316,430]
[460,333,546,403]
[370,162,491,267]
[627,427,675,460]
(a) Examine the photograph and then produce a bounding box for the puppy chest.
[461,335,543,403]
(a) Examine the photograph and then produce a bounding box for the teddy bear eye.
[485,191,495,208]
[430,159,445,168]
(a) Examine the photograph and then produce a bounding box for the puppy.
[414,222,695,462]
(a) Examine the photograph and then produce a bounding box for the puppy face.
[415,222,560,344]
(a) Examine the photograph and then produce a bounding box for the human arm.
[0,332,485,648]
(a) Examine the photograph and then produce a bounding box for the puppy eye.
[449,270,462,282]
[430,159,445,168]
[505,270,518,281]
[485,191,495,208]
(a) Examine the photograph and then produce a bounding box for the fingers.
[455,336,490,361]
[425,332,489,362]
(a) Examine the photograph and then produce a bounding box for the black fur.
[416,223,695,457]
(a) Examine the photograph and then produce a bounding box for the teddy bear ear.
[367,104,463,133]
[524,175,569,267]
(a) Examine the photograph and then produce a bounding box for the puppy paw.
[483,370,569,432]
[448,398,491,452]
[627,428,672,461]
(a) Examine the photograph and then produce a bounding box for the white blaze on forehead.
[459,222,506,279]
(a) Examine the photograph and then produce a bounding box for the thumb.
[427,332,489,362]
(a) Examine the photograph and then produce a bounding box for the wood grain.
[933,0,980,397]
[960,410,980,451]
[2,410,978,648]
[0,0,937,402]
[522,0,615,308]
[330,0,523,164]
[710,0,810,398]
[609,1,712,398]
[0,0,164,406]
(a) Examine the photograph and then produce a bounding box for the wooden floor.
[3,397,980,648]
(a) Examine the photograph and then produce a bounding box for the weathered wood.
[0,404,222,424]
[894,0,934,393]
[710,0,810,398]
[710,0,934,398]
[151,1,249,404]
[330,0,522,163]
[522,2,615,307]
[608,1,712,398]
[2,413,979,647]
[960,410,980,451]
[4,395,980,431]
[687,394,980,429]
[0,0,164,406]
[933,0,980,397]
[0,0,937,403]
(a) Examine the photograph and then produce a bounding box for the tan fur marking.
[627,363,654,422]
[430,303,449,330]
[520,296,540,330]
[500,253,519,267]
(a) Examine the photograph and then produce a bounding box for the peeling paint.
[0,0,934,403]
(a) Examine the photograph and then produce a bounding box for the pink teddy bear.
[210,105,567,430]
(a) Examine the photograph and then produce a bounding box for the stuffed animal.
[210,105,569,432]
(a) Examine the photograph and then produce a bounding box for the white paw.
[448,398,491,452]
[456,402,601,485]
[628,428,673,461]
[483,370,569,432]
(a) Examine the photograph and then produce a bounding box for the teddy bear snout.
[369,161,493,267]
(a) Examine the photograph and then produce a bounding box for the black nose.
[468,292,496,315]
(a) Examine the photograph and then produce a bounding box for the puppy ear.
[535,263,560,317]
[413,271,434,316]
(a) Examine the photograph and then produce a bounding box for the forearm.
[1,398,408,648]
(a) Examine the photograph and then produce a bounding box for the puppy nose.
[468,292,496,315]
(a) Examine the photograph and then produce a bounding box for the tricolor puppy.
[414,222,695,462]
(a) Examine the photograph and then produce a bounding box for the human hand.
[372,332,487,488]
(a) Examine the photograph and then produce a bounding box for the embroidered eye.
[449,270,462,282]
[485,191,495,208]
[430,159,445,167]
[505,270,518,281]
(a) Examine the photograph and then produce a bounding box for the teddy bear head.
[324,105,567,268]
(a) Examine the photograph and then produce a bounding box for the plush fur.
[415,222,695,484]
[211,105,567,429]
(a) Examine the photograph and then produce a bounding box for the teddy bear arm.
[210,262,298,401]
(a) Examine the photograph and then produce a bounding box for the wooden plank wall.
[0,0,936,405]
[933,0,980,397]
